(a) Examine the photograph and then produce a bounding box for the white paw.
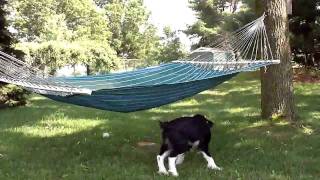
[208,165,222,171]
[158,170,169,175]
[168,170,179,177]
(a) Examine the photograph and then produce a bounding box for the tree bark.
[260,0,296,121]
[86,64,91,75]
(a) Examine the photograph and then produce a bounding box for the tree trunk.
[86,64,91,75]
[260,0,296,121]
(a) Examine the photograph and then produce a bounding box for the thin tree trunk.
[86,64,91,75]
[260,0,296,121]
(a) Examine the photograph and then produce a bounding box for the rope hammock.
[0,14,280,112]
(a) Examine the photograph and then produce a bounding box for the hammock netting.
[0,15,280,112]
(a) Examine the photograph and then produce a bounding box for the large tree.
[188,0,296,121]
[260,0,295,121]
[0,0,27,108]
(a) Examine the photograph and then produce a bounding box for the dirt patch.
[137,141,157,147]
[293,68,320,83]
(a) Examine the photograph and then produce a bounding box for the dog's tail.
[159,121,169,129]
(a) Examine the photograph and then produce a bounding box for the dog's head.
[193,114,214,128]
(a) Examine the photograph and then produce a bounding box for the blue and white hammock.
[0,15,279,112]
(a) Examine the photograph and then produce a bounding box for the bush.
[0,83,29,109]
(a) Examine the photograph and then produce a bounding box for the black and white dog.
[157,114,221,176]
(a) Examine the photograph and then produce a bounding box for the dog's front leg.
[157,150,170,175]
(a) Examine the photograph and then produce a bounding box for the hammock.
[0,15,280,112]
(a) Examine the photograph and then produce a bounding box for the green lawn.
[0,73,319,180]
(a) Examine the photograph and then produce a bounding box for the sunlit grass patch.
[169,98,199,108]
[300,125,314,135]
[3,110,105,138]
[200,90,229,96]
[223,107,254,114]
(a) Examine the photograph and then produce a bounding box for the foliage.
[188,0,320,68]
[10,0,111,42]
[9,0,167,70]
[0,73,319,179]
[289,0,320,68]
[0,84,28,108]
[9,0,121,74]
[157,27,187,63]
[0,0,28,108]
[186,0,256,48]
[104,0,161,61]
[94,0,108,8]
[16,41,119,75]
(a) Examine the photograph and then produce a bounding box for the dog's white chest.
[188,140,200,149]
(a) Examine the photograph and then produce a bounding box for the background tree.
[10,0,111,42]
[157,27,187,63]
[289,0,320,68]
[9,0,164,73]
[0,0,28,108]
[10,0,119,75]
[260,0,295,121]
[104,0,160,61]
[186,0,256,48]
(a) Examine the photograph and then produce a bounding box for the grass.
[0,72,319,180]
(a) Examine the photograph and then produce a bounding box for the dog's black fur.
[159,114,214,159]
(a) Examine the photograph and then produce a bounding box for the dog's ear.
[159,121,168,129]
[206,120,214,128]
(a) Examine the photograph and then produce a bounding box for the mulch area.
[293,68,320,83]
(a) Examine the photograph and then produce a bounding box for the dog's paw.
[158,170,169,176]
[208,165,222,171]
[168,170,179,177]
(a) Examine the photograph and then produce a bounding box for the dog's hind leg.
[157,144,170,175]
[168,151,180,177]
[168,144,189,176]
[198,143,221,170]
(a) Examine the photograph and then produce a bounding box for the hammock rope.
[0,14,280,112]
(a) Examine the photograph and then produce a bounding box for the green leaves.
[187,0,256,48]
[104,0,156,59]
[8,0,189,74]
[16,41,119,75]
[11,0,111,42]
[157,27,187,63]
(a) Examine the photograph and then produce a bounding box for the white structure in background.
[223,1,243,13]
[56,64,87,77]
[55,58,141,77]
